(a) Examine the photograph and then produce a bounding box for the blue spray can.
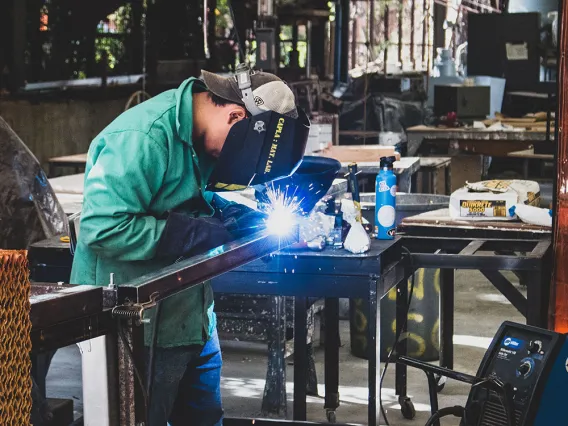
[375,156,397,239]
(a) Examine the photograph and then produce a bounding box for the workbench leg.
[440,270,454,370]
[117,320,146,426]
[31,352,55,398]
[395,276,408,400]
[527,266,551,328]
[293,297,308,421]
[523,159,529,180]
[368,277,381,426]
[79,335,119,426]
[324,298,340,418]
[262,296,287,417]
[445,165,451,195]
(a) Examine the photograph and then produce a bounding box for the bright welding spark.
[263,185,303,236]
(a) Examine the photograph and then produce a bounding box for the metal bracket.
[111,292,159,326]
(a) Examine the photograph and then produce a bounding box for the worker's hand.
[210,194,267,236]
[157,212,234,258]
[220,204,268,236]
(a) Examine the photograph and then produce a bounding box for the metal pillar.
[553,0,567,332]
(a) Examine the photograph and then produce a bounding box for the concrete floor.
[46,268,525,425]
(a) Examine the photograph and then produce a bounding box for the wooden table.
[47,153,87,177]
[406,125,555,186]
[406,125,554,158]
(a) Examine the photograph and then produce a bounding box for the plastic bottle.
[375,156,397,239]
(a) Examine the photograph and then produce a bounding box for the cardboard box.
[449,180,540,221]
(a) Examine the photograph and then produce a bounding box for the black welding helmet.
[204,64,310,191]
[206,109,310,191]
[254,156,342,215]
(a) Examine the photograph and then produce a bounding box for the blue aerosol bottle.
[375,156,397,239]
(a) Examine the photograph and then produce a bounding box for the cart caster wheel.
[399,397,416,420]
[326,410,336,423]
[435,375,447,393]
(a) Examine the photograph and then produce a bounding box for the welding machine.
[398,321,568,426]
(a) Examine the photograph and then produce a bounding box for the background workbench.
[406,125,554,188]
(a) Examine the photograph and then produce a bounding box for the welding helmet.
[203,64,310,191]
[254,156,342,215]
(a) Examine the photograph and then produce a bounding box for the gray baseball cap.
[201,70,298,118]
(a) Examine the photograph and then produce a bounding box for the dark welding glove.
[210,194,267,236]
[157,212,234,258]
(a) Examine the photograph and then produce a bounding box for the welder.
[69,65,309,425]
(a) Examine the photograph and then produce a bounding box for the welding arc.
[379,246,416,426]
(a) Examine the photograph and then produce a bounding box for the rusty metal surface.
[552,0,568,332]
[30,283,102,329]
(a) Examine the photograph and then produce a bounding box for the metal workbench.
[406,125,554,158]
[398,212,553,391]
[28,233,409,426]
[212,238,406,426]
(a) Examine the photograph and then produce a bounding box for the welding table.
[47,153,88,177]
[398,209,553,384]
[213,237,407,426]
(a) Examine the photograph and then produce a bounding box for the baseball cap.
[201,69,298,118]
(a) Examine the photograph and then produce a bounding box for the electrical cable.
[424,406,465,426]
[379,245,416,425]
[228,0,246,64]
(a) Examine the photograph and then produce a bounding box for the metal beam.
[117,229,299,304]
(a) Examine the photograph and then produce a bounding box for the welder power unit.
[462,321,568,426]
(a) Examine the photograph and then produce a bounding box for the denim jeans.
[147,329,223,426]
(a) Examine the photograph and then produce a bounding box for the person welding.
[69,65,309,426]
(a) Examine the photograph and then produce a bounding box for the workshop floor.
[47,269,525,425]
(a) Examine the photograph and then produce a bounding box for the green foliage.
[95,4,132,70]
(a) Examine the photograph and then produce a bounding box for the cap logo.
[254,96,264,106]
[254,120,266,133]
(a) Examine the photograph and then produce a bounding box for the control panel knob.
[517,360,532,377]
[528,340,542,354]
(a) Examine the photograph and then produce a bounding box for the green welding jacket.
[70,77,219,348]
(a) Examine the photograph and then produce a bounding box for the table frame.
[400,236,553,375]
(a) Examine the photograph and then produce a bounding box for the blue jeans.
[147,329,223,426]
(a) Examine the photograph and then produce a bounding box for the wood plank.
[317,145,401,162]
[419,157,451,168]
[48,153,88,164]
[401,208,552,234]
[507,152,554,160]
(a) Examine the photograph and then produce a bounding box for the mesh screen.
[0,250,32,425]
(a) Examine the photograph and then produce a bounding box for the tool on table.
[346,162,362,223]
[59,236,70,243]
[397,321,568,426]
[289,235,326,252]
